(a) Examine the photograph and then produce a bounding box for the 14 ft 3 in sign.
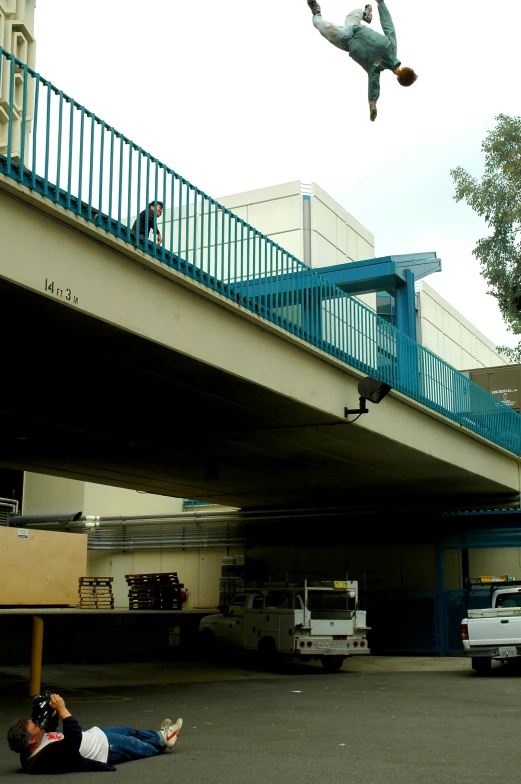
[44,279,79,305]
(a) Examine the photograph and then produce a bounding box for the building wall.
[468,365,521,413]
[246,543,437,591]
[418,281,509,370]
[308,182,374,269]
[23,472,85,517]
[0,0,36,158]
[468,547,521,580]
[23,472,183,517]
[87,547,244,610]
[217,181,305,261]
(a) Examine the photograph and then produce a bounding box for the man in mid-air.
[307,0,417,122]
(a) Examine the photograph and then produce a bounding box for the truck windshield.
[495,593,521,609]
[264,590,292,609]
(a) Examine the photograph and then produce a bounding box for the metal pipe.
[0,498,19,519]
[27,509,353,530]
[78,505,344,523]
[10,512,83,525]
[29,617,44,696]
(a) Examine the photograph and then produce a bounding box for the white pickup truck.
[462,578,521,674]
[199,579,370,672]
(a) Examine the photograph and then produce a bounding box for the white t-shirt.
[79,727,109,763]
[29,727,109,764]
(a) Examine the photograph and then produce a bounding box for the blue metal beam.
[315,252,441,296]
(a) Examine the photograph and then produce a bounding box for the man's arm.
[49,695,81,750]
[376,1,396,52]
[368,68,381,103]
[49,694,71,722]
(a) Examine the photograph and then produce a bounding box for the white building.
[0,0,36,160]
[417,280,507,371]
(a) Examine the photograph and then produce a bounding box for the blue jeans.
[312,9,363,52]
[100,726,164,765]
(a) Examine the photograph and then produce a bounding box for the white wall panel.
[419,282,509,370]
[248,195,302,236]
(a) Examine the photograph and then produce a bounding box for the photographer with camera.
[7,691,183,774]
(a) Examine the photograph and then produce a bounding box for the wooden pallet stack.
[125,572,183,610]
[78,577,114,609]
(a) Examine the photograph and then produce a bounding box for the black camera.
[31,690,59,731]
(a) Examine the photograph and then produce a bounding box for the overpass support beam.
[29,616,44,696]
[435,540,447,657]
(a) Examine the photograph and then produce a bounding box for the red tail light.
[461,623,469,641]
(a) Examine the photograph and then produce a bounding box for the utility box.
[466,364,521,413]
[0,527,87,606]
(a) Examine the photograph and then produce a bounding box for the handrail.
[0,47,520,455]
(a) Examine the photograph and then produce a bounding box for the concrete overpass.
[1,47,520,512]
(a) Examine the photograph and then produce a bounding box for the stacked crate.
[78,577,114,609]
[125,572,183,610]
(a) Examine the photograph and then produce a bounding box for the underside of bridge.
[1,277,518,513]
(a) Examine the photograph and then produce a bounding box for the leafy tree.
[451,114,521,361]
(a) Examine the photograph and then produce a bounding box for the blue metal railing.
[1,47,520,456]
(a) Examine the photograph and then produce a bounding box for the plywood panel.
[0,527,87,605]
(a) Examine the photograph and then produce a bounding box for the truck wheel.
[258,637,278,669]
[321,656,345,673]
[471,658,491,675]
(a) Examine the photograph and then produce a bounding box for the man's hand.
[49,694,72,720]
[369,101,378,122]
[157,231,162,246]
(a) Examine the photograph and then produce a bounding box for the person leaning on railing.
[7,693,182,774]
[131,201,163,246]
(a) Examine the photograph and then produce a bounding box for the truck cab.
[462,576,521,674]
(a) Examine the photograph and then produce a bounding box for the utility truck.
[462,576,521,674]
[199,579,370,672]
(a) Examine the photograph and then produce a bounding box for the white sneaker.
[363,4,373,23]
[163,718,183,750]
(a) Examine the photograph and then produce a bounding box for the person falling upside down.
[307,0,417,121]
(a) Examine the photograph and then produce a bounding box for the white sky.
[35,0,521,349]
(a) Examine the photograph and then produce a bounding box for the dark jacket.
[348,2,401,101]
[21,717,116,775]
[131,207,158,239]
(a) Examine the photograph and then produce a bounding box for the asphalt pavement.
[1,657,520,784]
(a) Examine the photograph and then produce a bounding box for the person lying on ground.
[7,693,183,774]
